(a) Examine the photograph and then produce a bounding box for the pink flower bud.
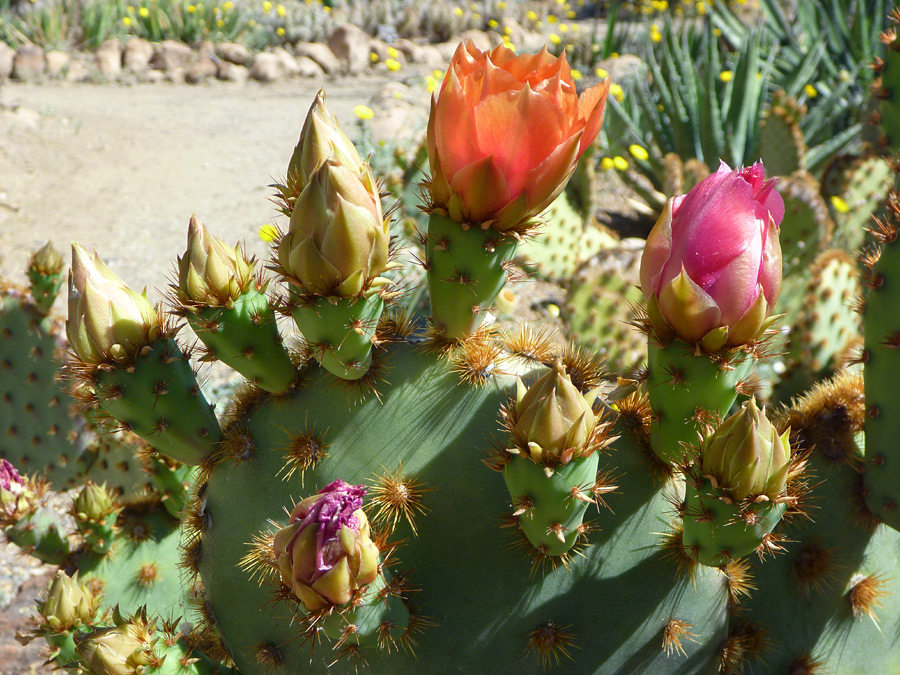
[639,161,784,350]
[427,41,609,231]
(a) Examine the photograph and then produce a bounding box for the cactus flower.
[639,161,784,350]
[514,362,597,465]
[287,89,364,193]
[67,245,161,365]
[177,216,255,306]
[427,41,610,230]
[42,571,97,632]
[278,159,389,297]
[700,398,791,502]
[272,480,379,611]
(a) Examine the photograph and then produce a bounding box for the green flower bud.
[700,398,791,501]
[29,241,65,276]
[278,160,389,297]
[514,362,597,465]
[67,244,161,365]
[74,482,115,522]
[287,89,364,194]
[41,571,97,632]
[177,216,255,306]
[76,616,154,675]
[272,481,379,611]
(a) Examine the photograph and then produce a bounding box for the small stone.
[271,47,298,76]
[186,58,218,84]
[151,40,193,71]
[141,69,165,83]
[124,38,153,72]
[166,66,186,84]
[328,23,372,74]
[368,38,391,63]
[217,61,249,83]
[294,42,341,76]
[435,41,461,61]
[12,45,45,81]
[596,54,645,89]
[0,42,16,80]
[217,42,250,65]
[44,51,70,77]
[64,60,90,83]
[415,45,446,68]
[458,29,493,51]
[250,52,282,82]
[294,55,325,78]
[94,39,122,78]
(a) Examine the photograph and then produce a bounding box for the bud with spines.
[73,482,120,554]
[682,398,796,567]
[67,244,161,366]
[272,480,379,611]
[40,570,99,633]
[28,241,65,314]
[175,217,295,393]
[1,466,70,565]
[502,363,606,557]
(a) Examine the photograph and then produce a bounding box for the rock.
[217,61,249,83]
[197,40,216,61]
[12,44,45,81]
[217,42,249,65]
[294,42,341,76]
[94,39,122,78]
[415,45,446,68]
[186,58,218,83]
[366,82,427,144]
[151,40,192,71]
[435,41,461,61]
[0,42,16,80]
[142,69,166,83]
[64,60,90,82]
[328,23,372,74]
[166,66,186,84]
[44,50,70,77]
[124,38,153,72]
[458,29,493,51]
[250,52,282,82]
[271,47,299,76]
[294,55,325,78]
[596,54,645,89]
[369,38,391,63]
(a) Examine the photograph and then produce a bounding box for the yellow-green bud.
[76,617,154,675]
[272,481,379,611]
[278,160,389,297]
[67,244,161,365]
[29,241,65,276]
[177,216,254,306]
[514,362,596,465]
[287,89,364,194]
[41,571,97,632]
[700,398,791,501]
[74,482,115,522]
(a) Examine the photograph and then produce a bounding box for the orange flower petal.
[522,131,580,215]
[576,78,610,155]
[448,155,512,222]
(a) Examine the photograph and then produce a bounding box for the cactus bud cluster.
[40,571,98,633]
[67,244,160,365]
[273,480,379,611]
[177,216,254,306]
[700,398,791,502]
[513,362,597,465]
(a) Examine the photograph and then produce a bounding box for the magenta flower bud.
[639,161,784,350]
[0,459,22,492]
[272,480,379,611]
[0,459,27,522]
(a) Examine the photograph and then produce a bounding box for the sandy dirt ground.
[0,76,398,308]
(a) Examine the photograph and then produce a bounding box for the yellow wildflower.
[613,156,628,171]
[526,9,537,20]
[385,58,401,72]
[354,105,374,120]
[601,157,615,171]
[276,4,285,16]
[804,83,818,98]
[259,225,278,242]
[629,145,649,161]
[610,82,624,102]
[549,33,561,44]
[453,7,463,17]
[831,196,849,213]
[720,70,733,82]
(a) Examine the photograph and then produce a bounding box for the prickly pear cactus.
[758,93,807,178]
[831,155,893,251]
[873,9,900,153]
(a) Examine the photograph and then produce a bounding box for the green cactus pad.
[188,288,296,393]
[0,286,92,488]
[831,156,893,251]
[647,342,754,465]
[291,292,384,381]
[191,345,729,674]
[519,192,616,282]
[758,100,807,177]
[425,212,519,339]
[4,504,71,565]
[27,269,64,316]
[775,171,833,282]
[562,241,646,373]
[95,337,221,466]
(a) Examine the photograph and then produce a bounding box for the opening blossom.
[639,161,784,350]
[427,41,610,230]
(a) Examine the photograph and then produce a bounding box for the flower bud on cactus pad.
[273,480,379,611]
[76,612,154,675]
[177,216,254,306]
[30,241,65,276]
[513,362,597,466]
[41,571,98,633]
[67,244,160,365]
[28,241,66,313]
[278,159,389,298]
[639,161,784,350]
[0,459,27,523]
[74,482,116,522]
[287,89,364,195]
[700,398,791,502]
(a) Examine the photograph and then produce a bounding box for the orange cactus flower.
[426,41,610,231]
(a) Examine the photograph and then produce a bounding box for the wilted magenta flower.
[0,459,22,492]
[0,459,26,522]
[272,480,379,610]
[639,161,784,350]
